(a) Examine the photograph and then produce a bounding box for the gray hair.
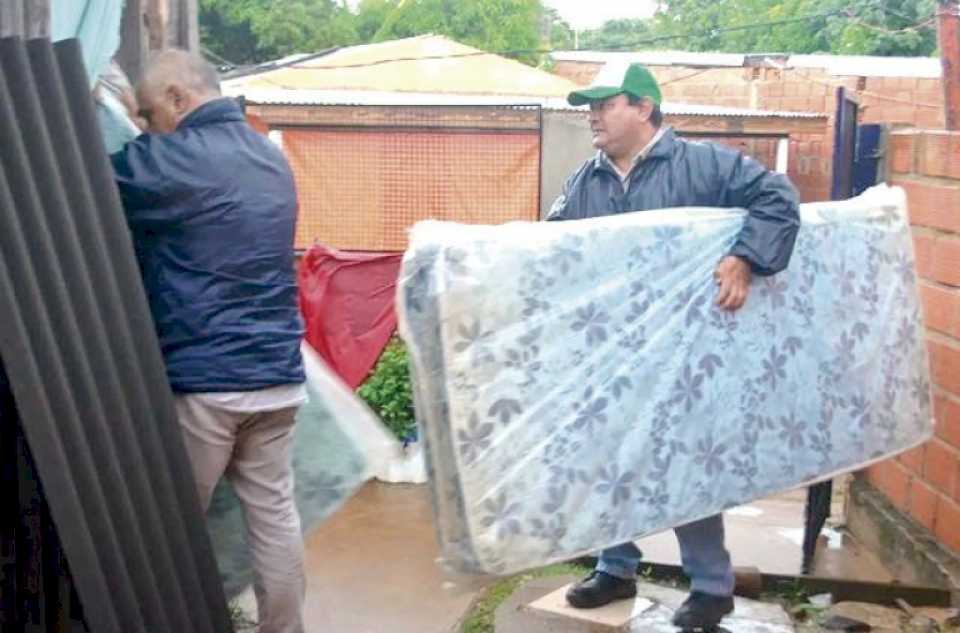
[142,49,221,96]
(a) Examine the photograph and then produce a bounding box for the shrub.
[357,337,416,441]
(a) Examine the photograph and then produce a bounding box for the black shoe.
[671,591,734,629]
[565,571,637,609]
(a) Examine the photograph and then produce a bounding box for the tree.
[578,18,658,51]
[647,0,938,56]
[202,0,551,66]
[200,0,359,65]
[543,7,574,51]
[354,0,397,42]
[368,0,545,64]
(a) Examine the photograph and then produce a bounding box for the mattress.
[397,185,934,575]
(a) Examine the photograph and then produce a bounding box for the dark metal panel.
[26,36,214,631]
[0,37,174,630]
[0,61,136,633]
[830,86,859,201]
[0,35,232,633]
[853,124,884,197]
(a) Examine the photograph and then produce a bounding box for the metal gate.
[805,90,885,574]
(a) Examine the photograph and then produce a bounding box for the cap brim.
[567,86,623,107]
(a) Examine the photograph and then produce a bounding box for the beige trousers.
[175,394,305,633]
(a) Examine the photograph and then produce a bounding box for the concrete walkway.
[299,482,488,633]
[286,480,891,632]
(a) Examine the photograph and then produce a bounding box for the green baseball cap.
[567,62,663,107]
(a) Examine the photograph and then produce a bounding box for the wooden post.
[939,0,960,130]
[24,0,49,38]
[163,0,200,51]
[148,0,167,51]
[116,0,149,85]
[181,0,199,53]
[0,0,25,37]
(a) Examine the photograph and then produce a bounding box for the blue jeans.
[596,514,734,597]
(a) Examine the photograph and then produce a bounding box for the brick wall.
[552,60,945,202]
[864,129,960,556]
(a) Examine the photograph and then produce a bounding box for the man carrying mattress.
[548,63,800,630]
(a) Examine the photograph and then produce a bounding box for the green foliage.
[356,338,416,441]
[643,0,938,56]
[199,0,940,79]
[200,0,359,65]
[543,7,574,51]
[368,0,545,65]
[578,18,657,51]
[201,0,552,66]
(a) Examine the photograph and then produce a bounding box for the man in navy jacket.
[112,50,306,633]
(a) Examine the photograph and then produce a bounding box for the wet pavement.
[271,479,893,632]
[634,484,893,582]
[299,482,485,633]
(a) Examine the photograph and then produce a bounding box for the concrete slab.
[516,581,794,633]
[634,493,893,583]
[495,576,588,633]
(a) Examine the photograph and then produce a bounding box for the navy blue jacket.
[111,98,304,393]
[548,127,800,276]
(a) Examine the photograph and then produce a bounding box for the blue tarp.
[51,0,124,87]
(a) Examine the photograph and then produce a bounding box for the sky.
[544,0,658,30]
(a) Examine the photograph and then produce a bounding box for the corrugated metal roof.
[228,86,823,118]
[551,49,942,78]
[224,35,580,97]
[552,50,747,68]
[785,54,941,78]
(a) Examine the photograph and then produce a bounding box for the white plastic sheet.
[397,185,934,575]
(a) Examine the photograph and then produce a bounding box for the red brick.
[932,235,960,287]
[909,480,940,531]
[928,338,960,395]
[949,135,960,180]
[935,394,960,450]
[918,282,960,336]
[923,438,959,498]
[899,444,927,475]
[919,134,953,178]
[766,83,785,98]
[900,78,921,91]
[890,134,916,174]
[912,232,936,279]
[916,109,945,130]
[934,497,960,553]
[866,463,885,489]
[887,107,917,124]
[875,460,913,510]
[899,180,960,232]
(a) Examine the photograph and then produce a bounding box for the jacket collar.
[593,126,677,175]
[177,97,245,130]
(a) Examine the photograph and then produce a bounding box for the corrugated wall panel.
[0,36,231,633]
